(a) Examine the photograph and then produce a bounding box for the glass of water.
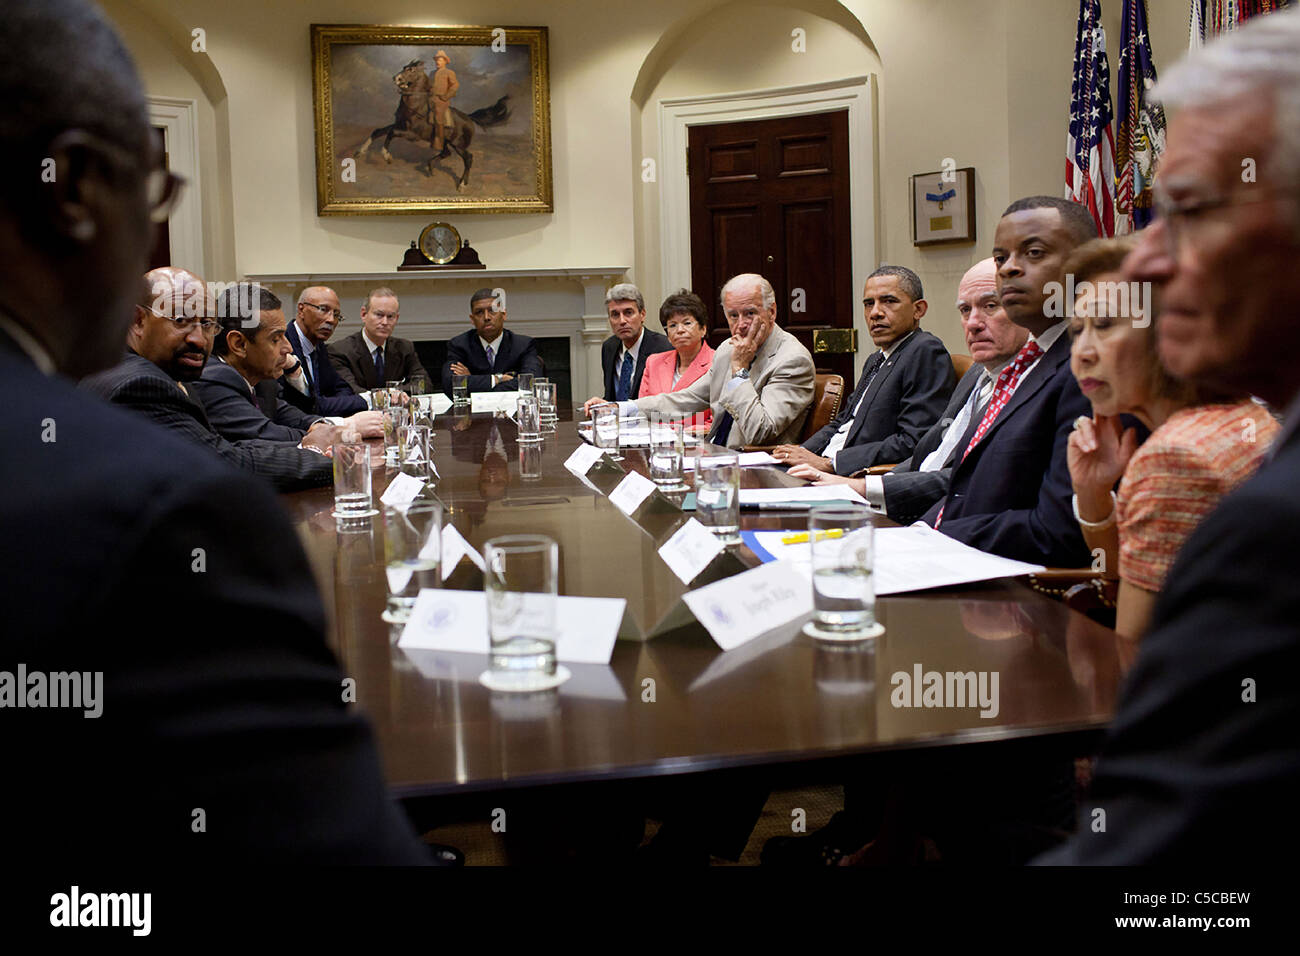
[533,380,557,432]
[519,442,543,480]
[695,453,740,544]
[399,423,433,480]
[649,418,687,490]
[484,535,559,690]
[407,375,427,397]
[452,374,470,407]
[592,403,622,461]
[516,394,542,443]
[382,405,408,465]
[332,441,377,517]
[806,503,882,641]
[382,499,442,624]
[517,372,534,396]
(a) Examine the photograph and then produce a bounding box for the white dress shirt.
[822,330,917,465]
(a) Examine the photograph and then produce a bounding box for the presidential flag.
[1066,0,1118,237]
[1116,0,1167,233]
[1190,0,1298,46]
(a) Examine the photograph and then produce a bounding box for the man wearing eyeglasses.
[282,285,368,416]
[1039,9,1300,866]
[1,0,431,868]
[83,267,335,491]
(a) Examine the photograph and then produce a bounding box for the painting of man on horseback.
[313,25,553,214]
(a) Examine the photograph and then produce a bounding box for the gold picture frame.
[311,24,553,215]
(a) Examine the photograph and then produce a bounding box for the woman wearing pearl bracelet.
[1066,237,1277,641]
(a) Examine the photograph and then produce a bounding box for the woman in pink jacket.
[638,289,715,431]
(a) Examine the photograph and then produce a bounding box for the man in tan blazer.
[588,273,814,447]
[430,50,459,154]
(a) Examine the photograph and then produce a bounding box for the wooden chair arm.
[1063,579,1119,614]
[863,464,897,475]
[742,445,778,453]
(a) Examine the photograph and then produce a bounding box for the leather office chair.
[951,353,974,380]
[741,371,843,452]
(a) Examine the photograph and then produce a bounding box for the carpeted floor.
[419,784,845,866]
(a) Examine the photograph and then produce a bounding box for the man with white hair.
[1040,8,1300,865]
[588,273,815,448]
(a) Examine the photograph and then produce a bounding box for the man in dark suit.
[1039,11,1300,864]
[194,283,383,443]
[441,286,544,396]
[600,282,672,401]
[84,267,335,492]
[793,258,1031,523]
[330,286,430,392]
[920,197,1098,567]
[0,0,431,866]
[283,285,368,416]
[774,266,954,475]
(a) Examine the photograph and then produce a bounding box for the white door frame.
[147,95,206,275]
[657,75,877,375]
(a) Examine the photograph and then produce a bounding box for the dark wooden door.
[688,110,855,386]
[147,126,171,270]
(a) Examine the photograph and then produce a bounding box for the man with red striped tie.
[923,196,1099,567]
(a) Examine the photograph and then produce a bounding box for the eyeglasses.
[302,301,344,322]
[1152,186,1279,257]
[79,131,187,223]
[145,306,219,335]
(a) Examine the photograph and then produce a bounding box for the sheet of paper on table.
[470,392,521,414]
[398,589,625,664]
[399,647,627,701]
[737,484,869,507]
[684,451,779,469]
[742,524,1046,594]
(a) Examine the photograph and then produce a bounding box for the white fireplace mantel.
[244,266,630,400]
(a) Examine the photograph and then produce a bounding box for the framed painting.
[311,24,553,215]
[910,167,976,246]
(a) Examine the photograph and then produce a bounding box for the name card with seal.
[380,472,426,509]
[440,524,484,581]
[564,443,605,476]
[657,518,724,583]
[609,470,657,516]
[399,589,624,664]
[681,559,812,651]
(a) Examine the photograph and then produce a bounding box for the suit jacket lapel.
[847,349,893,442]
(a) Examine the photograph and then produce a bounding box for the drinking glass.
[648,419,686,490]
[399,423,433,479]
[695,453,740,544]
[516,394,542,443]
[519,442,543,480]
[533,380,557,432]
[382,405,408,465]
[592,404,622,461]
[452,375,470,407]
[332,441,376,517]
[407,375,427,397]
[806,503,881,641]
[484,535,559,690]
[382,499,442,624]
[517,372,535,396]
[372,387,392,411]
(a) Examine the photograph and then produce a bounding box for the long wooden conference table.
[281,404,1125,801]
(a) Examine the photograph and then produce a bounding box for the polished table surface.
[282,405,1125,798]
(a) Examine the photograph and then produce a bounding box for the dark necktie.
[616,351,633,401]
[373,346,385,386]
[307,350,320,396]
[485,344,495,369]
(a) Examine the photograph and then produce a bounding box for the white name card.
[657,518,724,583]
[380,472,426,509]
[609,470,657,516]
[564,443,605,476]
[399,589,624,664]
[440,524,485,581]
[681,559,812,651]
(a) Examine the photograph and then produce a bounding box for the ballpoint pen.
[780,528,844,544]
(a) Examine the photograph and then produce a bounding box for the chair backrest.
[952,353,974,380]
[801,372,845,442]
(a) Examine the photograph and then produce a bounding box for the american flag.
[1066,0,1118,237]
[1116,0,1166,233]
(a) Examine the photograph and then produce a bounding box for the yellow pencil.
[780,528,844,545]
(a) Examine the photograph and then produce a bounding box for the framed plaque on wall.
[910,166,976,246]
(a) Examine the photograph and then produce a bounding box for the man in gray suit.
[588,273,815,448]
[791,258,1027,522]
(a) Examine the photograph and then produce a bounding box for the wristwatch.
[734,367,751,380]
